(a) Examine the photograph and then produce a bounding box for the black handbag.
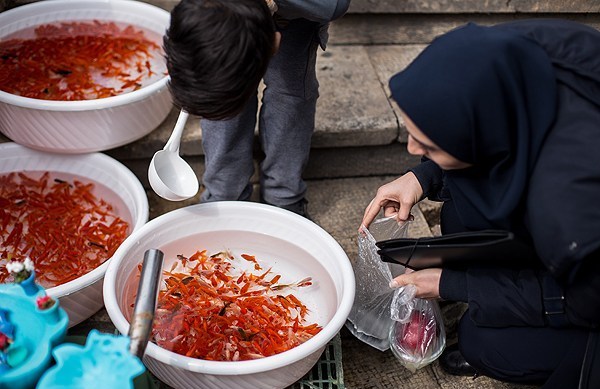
[376,230,538,270]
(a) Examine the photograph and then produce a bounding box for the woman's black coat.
[403,20,600,330]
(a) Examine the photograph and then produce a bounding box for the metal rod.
[128,248,164,360]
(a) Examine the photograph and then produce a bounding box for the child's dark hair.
[163,0,276,120]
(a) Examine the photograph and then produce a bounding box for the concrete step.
[108,43,424,159]
[0,3,430,183]
[38,0,594,15]
[2,0,599,186]
[100,0,600,183]
[330,13,600,44]
[101,43,426,184]
[346,0,600,14]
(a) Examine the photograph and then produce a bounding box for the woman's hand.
[390,268,442,299]
[361,172,424,229]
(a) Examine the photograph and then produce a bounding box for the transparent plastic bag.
[389,285,446,372]
[345,217,409,351]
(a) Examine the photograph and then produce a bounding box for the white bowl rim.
[0,0,170,112]
[104,201,356,375]
[0,142,150,297]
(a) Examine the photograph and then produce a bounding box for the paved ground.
[69,178,538,389]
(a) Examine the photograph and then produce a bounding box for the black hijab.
[390,21,600,277]
[390,22,558,233]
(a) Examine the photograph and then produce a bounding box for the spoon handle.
[128,248,164,360]
[164,110,189,153]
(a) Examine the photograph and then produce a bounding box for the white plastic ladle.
[148,110,199,201]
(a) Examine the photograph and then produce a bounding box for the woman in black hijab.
[361,20,600,388]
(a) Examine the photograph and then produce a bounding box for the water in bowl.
[0,170,134,288]
[121,231,339,360]
[0,20,167,100]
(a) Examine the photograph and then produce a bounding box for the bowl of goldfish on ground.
[103,201,356,389]
[0,0,172,153]
[0,142,149,327]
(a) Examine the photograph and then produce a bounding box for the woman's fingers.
[359,172,423,231]
[389,268,442,299]
[396,200,413,222]
[360,198,381,230]
[361,172,423,229]
[383,202,400,218]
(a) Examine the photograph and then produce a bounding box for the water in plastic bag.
[345,217,408,351]
[389,285,446,372]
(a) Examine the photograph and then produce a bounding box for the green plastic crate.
[288,332,345,389]
[150,332,344,389]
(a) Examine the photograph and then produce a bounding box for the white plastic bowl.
[104,202,356,389]
[0,142,149,327]
[0,0,172,154]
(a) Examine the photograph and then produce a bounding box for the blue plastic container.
[0,273,68,389]
[36,330,145,389]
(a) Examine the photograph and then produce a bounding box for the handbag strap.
[404,238,422,269]
[541,273,569,327]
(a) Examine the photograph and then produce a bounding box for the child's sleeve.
[275,0,351,24]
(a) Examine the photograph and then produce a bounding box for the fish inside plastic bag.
[389,284,446,372]
[346,216,446,372]
[345,216,409,351]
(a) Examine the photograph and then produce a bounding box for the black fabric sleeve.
[408,159,444,201]
[564,254,600,329]
[442,261,600,329]
[464,267,547,328]
[439,269,468,302]
[462,266,596,329]
[332,0,351,20]
[275,0,350,23]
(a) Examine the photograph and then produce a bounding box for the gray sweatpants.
[200,18,320,207]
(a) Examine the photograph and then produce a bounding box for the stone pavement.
[83,184,537,389]
[63,185,510,389]
[68,181,537,389]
